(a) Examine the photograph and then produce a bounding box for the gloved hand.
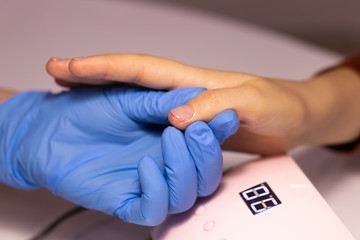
[0,87,239,225]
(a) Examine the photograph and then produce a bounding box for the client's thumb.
[168,89,237,130]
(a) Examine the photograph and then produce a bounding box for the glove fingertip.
[162,126,198,214]
[138,156,169,225]
[114,156,168,226]
[208,110,240,144]
[185,121,223,197]
[185,121,209,136]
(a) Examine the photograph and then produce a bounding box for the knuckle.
[242,84,264,100]
[131,55,146,85]
[102,60,112,80]
[196,90,222,108]
[237,82,268,122]
[241,84,265,105]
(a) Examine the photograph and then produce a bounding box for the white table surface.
[0,0,359,239]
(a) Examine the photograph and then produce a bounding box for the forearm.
[0,88,18,103]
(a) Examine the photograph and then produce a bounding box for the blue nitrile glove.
[0,87,239,225]
[161,110,239,215]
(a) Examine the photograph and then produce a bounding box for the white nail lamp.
[152,155,355,240]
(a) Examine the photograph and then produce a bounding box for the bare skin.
[0,88,17,103]
[16,54,360,154]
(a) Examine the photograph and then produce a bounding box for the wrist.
[299,67,360,146]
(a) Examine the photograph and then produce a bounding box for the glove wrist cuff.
[0,92,42,189]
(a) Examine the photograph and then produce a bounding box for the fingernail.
[49,57,63,62]
[71,57,84,61]
[170,105,194,122]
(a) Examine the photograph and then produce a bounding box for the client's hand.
[0,87,239,225]
[46,55,311,154]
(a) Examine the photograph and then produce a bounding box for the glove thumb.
[120,87,206,124]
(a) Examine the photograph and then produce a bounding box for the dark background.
[144,0,360,55]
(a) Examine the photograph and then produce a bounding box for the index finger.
[46,54,246,90]
[47,54,207,90]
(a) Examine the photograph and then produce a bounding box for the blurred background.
[134,0,360,55]
[1,0,359,239]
